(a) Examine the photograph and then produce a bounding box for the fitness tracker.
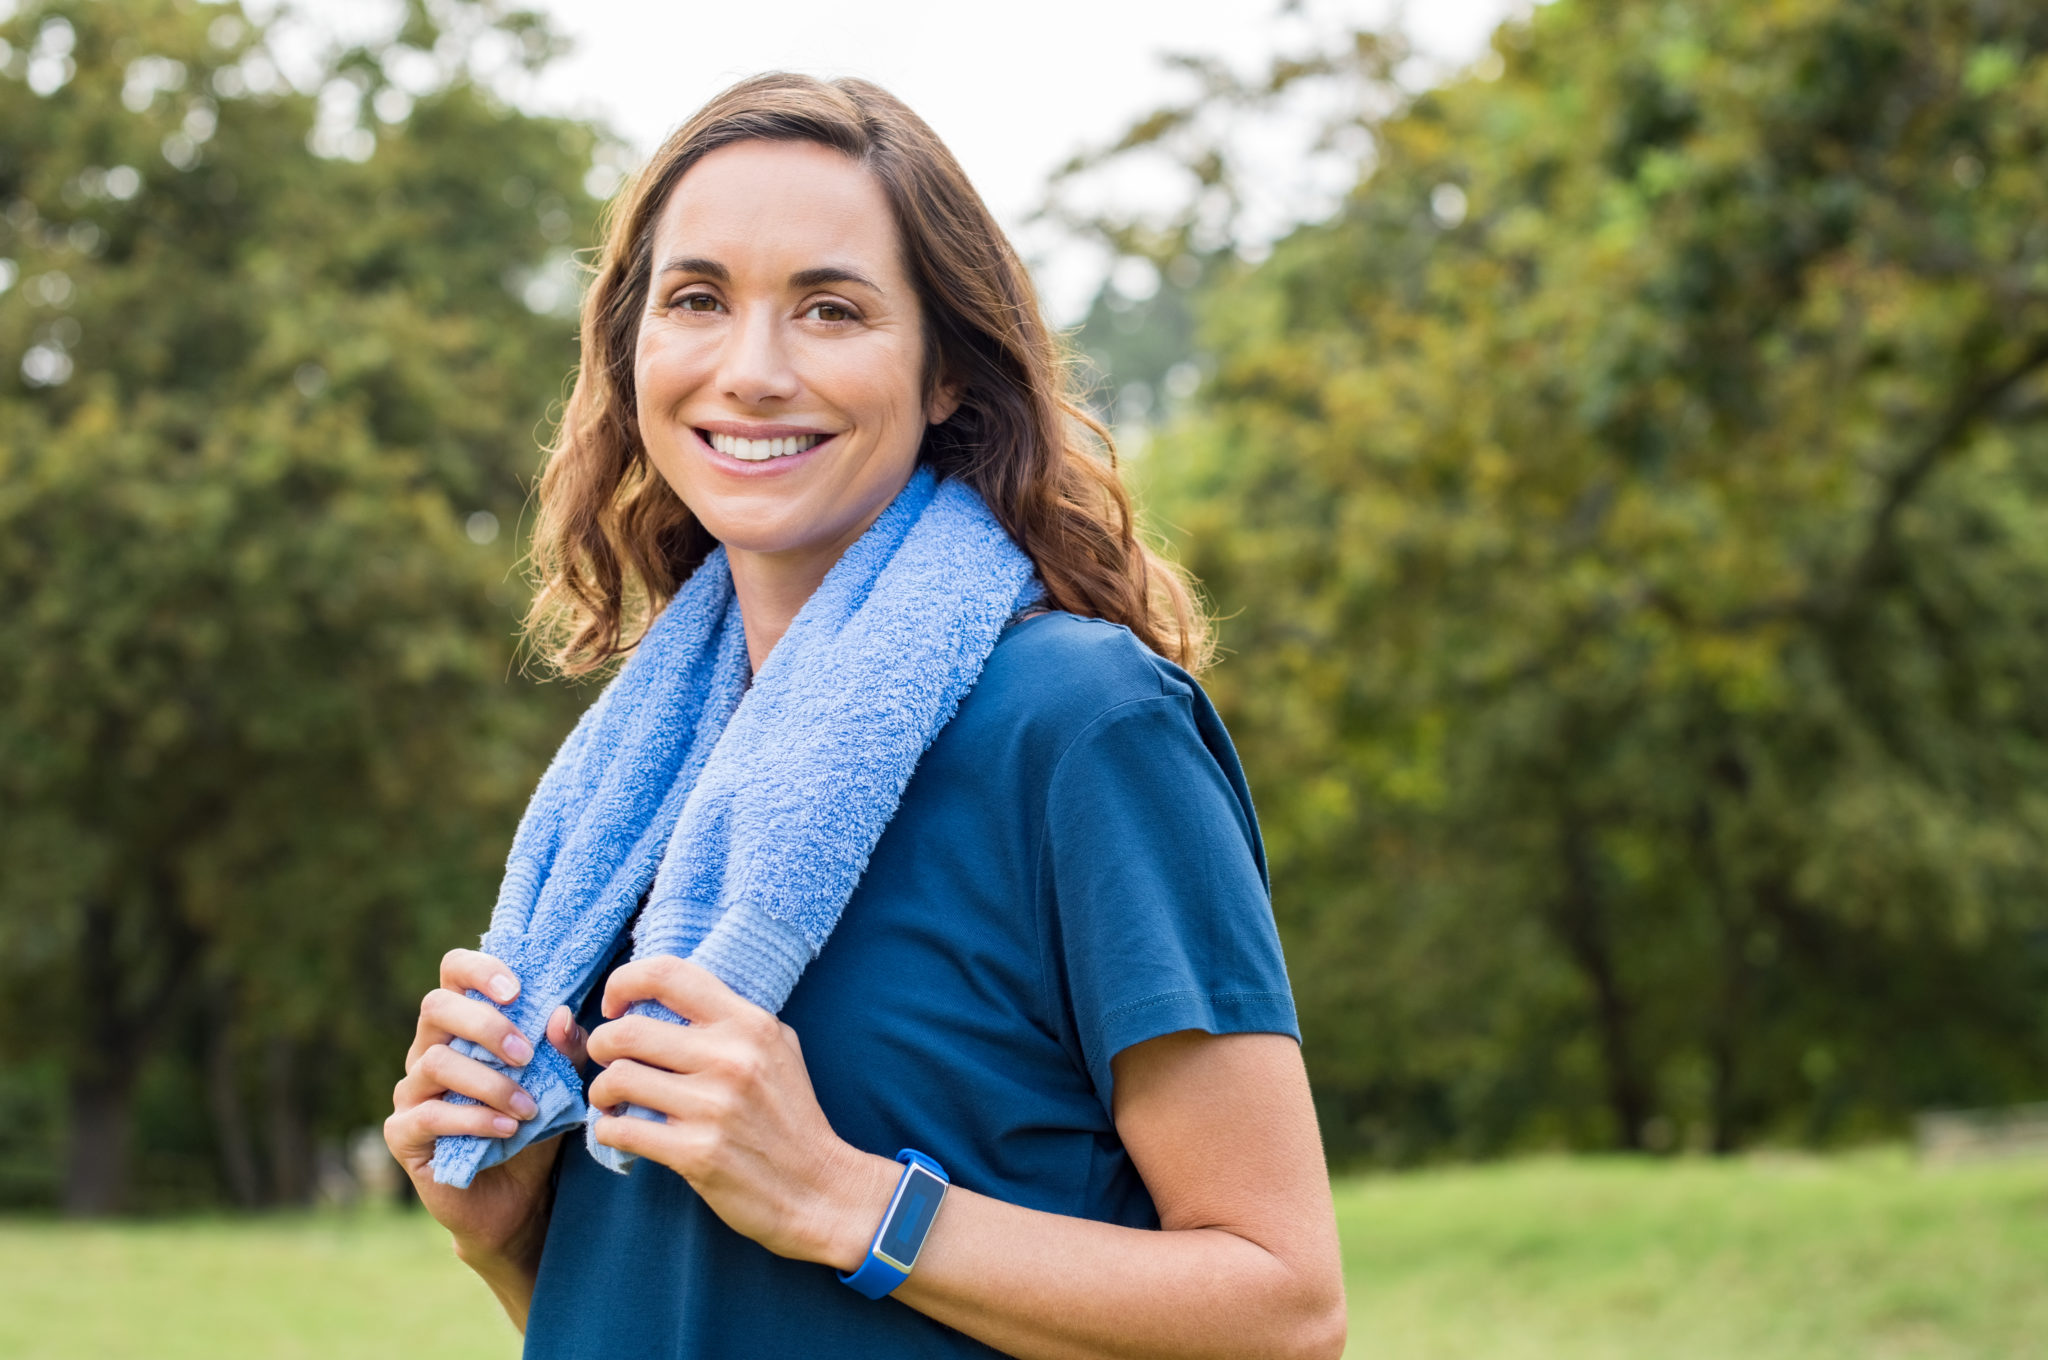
[839,1149,950,1299]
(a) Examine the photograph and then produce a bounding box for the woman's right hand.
[384,949,589,1280]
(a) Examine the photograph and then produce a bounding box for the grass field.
[1335,1152,2048,1358]
[0,1151,2040,1358]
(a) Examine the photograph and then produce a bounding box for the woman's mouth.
[703,430,830,462]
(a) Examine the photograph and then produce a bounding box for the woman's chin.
[692,502,851,560]
[681,453,922,566]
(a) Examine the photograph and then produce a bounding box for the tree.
[0,0,598,1211]
[1082,0,2048,1160]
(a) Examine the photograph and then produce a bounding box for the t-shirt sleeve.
[1041,692,1299,1115]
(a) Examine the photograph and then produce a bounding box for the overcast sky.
[294,0,1519,314]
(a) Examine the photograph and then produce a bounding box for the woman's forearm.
[450,1178,557,1340]
[584,971,1346,1358]
[822,1151,1347,1360]
[453,1236,542,1335]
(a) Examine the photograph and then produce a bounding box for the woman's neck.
[718,464,923,671]
[725,509,884,671]
[726,548,830,673]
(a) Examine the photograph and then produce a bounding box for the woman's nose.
[716,307,800,407]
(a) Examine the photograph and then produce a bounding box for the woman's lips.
[693,427,839,473]
[704,429,828,462]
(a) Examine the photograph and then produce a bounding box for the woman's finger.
[417,987,534,1069]
[585,1057,699,1117]
[549,1005,590,1068]
[588,1109,687,1165]
[399,1043,541,1121]
[388,1096,521,1158]
[600,957,749,1025]
[439,947,521,1005]
[404,1003,457,1074]
[402,949,524,1071]
[583,1012,725,1074]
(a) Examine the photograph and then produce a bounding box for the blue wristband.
[839,1149,950,1299]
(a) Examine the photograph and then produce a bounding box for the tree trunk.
[207,1010,262,1208]
[1704,867,1748,1155]
[62,896,146,1216]
[62,1068,138,1216]
[265,1036,313,1206]
[1697,755,1754,1155]
[1550,813,1653,1152]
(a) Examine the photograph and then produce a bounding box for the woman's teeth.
[707,431,827,462]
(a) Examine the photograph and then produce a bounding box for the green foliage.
[1124,0,2048,1160]
[1071,252,1214,435]
[0,0,594,1209]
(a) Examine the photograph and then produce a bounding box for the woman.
[384,73,1345,1359]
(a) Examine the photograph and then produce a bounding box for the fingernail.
[489,974,518,1003]
[504,1033,533,1065]
[511,1090,538,1119]
[492,1115,517,1135]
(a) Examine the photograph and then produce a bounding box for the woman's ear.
[925,375,964,427]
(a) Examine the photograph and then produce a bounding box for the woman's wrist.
[450,1218,545,1286]
[448,1175,555,1284]
[812,1145,902,1273]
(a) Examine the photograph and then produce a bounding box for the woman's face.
[634,139,953,567]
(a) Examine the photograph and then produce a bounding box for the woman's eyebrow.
[657,256,728,280]
[789,265,882,293]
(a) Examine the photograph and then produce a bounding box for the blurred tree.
[1075,0,2048,1160]
[0,0,597,1211]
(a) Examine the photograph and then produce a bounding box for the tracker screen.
[877,1165,946,1265]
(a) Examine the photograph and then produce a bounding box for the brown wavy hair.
[524,72,1209,675]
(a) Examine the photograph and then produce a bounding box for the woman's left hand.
[585,958,891,1269]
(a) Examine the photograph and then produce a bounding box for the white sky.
[290,0,1518,315]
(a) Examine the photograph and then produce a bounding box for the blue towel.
[431,469,1039,1187]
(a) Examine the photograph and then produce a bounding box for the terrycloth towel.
[430,468,1039,1187]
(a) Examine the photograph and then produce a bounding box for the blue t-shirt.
[523,612,1298,1358]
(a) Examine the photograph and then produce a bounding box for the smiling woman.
[381,73,1345,1360]
[525,76,1205,679]
[627,137,959,667]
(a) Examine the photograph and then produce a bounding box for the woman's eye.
[673,293,721,313]
[806,302,853,322]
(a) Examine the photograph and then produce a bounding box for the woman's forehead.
[652,140,903,288]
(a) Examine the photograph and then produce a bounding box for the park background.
[4,0,2048,1354]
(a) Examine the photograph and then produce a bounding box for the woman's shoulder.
[922,608,1240,793]
[975,610,1198,730]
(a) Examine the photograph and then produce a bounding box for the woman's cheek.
[636,334,718,494]
[799,334,922,432]
[638,326,714,411]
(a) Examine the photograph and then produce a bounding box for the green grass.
[0,1151,2042,1357]
[1337,1151,2048,1358]
[0,1206,515,1360]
